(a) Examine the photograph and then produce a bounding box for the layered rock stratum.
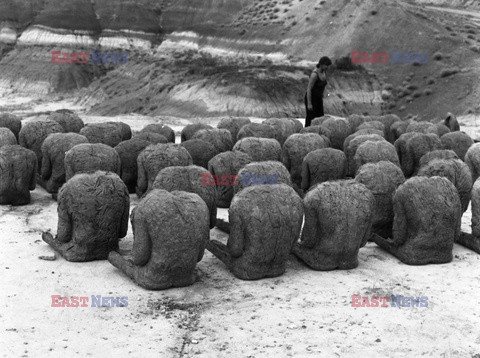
[0,0,479,119]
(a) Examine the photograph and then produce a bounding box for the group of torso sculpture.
[1,110,479,290]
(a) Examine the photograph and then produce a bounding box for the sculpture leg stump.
[371,233,452,265]
[457,232,480,254]
[371,224,393,242]
[215,219,230,234]
[206,240,232,268]
[108,251,135,279]
[42,231,76,259]
[371,233,400,257]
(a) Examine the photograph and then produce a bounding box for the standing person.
[305,56,332,127]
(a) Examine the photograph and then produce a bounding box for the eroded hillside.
[0,0,479,119]
[74,51,382,118]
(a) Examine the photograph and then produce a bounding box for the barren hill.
[0,0,479,119]
[411,0,480,9]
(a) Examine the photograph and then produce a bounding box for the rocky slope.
[412,0,480,9]
[74,51,382,118]
[0,0,479,119]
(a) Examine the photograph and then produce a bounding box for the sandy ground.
[1,96,480,357]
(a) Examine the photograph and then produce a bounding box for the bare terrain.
[1,96,480,358]
[2,0,480,356]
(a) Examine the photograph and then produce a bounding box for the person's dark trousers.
[304,93,324,127]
